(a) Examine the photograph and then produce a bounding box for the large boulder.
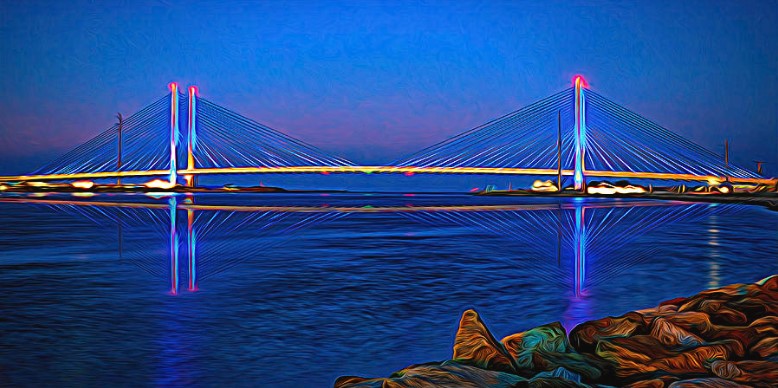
[501,322,570,368]
[709,360,778,388]
[623,376,679,387]
[334,361,526,388]
[749,336,778,360]
[500,321,609,381]
[526,377,591,387]
[667,377,745,387]
[648,317,705,348]
[452,309,517,373]
[568,312,647,353]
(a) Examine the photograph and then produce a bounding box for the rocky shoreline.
[478,191,778,212]
[335,276,777,387]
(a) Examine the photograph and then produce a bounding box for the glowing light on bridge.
[587,184,646,195]
[71,180,94,189]
[145,179,176,189]
[572,74,588,88]
[531,179,557,192]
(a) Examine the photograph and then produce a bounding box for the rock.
[649,339,744,374]
[623,377,678,388]
[569,312,646,353]
[661,312,777,352]
[501,322,609,381]
[531,366,582,382]
[334,361,526,388]
[749,336,778,359]
[742,316,778,350]
[756,274,777,292]
[710,360,778,387]
[677,280,778,325]
[662,311,717,338]
[502,322,569,367]
[528,351,610,382]
[528,377,591,387]
[649,317,705,349]
[334,376,383,388]
[336,277,778,387]
[688,282,759,303]
[452,309,517,373]
[635,304,679,323]
[595,335,744,381]
[594,335,672,366]
[659,297,690,308]
[667,377,745,387]
[623,380,664,388]
[692,299,749,326]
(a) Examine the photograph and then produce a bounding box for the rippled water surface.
[1,193,776,387]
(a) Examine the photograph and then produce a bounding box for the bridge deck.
[0,166,774,185]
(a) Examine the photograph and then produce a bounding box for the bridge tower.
[573,76,587,192]
[185,86,198,187]
[168,83,180,186]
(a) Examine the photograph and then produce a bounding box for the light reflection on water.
[708,215,721,289]
[0,193,776,387]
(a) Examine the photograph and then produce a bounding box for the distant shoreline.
[477,190,778,211]
[1,185,776,210]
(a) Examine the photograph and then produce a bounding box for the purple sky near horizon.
[0,0,776,176]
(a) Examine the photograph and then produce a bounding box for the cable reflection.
[3,196,744,297]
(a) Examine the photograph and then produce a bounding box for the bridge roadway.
[0,166,774,185]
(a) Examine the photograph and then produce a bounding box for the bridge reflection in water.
[2,195,743,303]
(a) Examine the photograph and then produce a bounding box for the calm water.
[1,193,776,387]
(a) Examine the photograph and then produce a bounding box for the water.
[1,193,776,387]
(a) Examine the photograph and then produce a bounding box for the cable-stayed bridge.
[1,78,773,187]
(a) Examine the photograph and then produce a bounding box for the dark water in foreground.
[0,193,776,387]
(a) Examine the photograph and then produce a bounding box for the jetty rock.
[335,275,778,387]
[334,361,527,388]
[452,309,518,374]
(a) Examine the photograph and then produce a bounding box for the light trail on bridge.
[1,166,773,185]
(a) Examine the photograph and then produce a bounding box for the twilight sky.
[0,0,776,176]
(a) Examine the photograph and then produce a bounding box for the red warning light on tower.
[572,75,588,88]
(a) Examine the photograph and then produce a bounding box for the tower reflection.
[187,208,196,292]
[169,197,179,295]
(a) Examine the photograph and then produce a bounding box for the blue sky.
[0,0,776,180]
